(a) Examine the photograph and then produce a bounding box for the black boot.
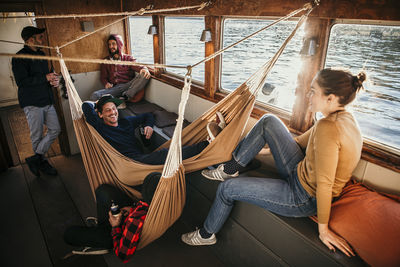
[40,158,58,176]
[25,154,41,177]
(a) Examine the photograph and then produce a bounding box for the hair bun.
[353,71,367,92]
[357,71,366,83]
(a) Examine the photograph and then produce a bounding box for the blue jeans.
[203,114,316,234]
[23,105,61,156]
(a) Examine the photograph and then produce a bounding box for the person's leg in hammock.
[135,111,226,165]
[182,114,312,245]
[63,184,134,253]
[202,114,303,181]
[135,140,209,165]
[89,83,128,101]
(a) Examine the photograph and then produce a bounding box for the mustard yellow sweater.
[295,111,362,224]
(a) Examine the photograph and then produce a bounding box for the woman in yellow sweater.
[181,68,365,257]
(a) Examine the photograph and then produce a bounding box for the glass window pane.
[221,19,305,111]
[129,16,154,64]
[165,17,205,82]
[325,24,400,150]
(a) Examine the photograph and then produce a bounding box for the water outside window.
[221,19,305,112]
[129,17,154,64]
[165,17,205,82]
[325,24,400,150]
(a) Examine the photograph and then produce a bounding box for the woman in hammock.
[181,68,366,257]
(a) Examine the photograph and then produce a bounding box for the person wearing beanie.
[90,34,151,104]
[11,26,61,177]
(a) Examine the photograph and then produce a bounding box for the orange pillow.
[329,182,400,266]
[128,88,145,103]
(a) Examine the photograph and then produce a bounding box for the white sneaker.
[72,246,110,255]
[201,164,239,181]
[181,229,217,246]
[206,111,227,143]
[207,122,222,143]
[85,217,98,227]
[117,101,127,109]
[216,111,226,129]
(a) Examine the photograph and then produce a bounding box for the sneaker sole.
[206,124,216,141]
[201,169,225,181]
[216,111,226,129]
[181,236,217,246]
[72,249,110,255]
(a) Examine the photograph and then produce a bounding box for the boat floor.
[0,154,224,267]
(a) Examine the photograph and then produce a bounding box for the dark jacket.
[11,46,54,108]
[100,34,147,86]
[82,102,154,159]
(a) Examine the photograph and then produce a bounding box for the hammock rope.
[0,2,317,79]
[0,2,211,20]
[3,1,318,248]
[191,2,314,68]
[0,1,211,51]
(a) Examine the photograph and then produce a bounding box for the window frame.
[126,15,155,68]
[218,16,304,119]
[134,15,400,172]
[163,15,207,85]
[325,19,400,169]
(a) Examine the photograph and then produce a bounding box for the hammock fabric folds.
[61,57,255,248]
[60,8,310,248]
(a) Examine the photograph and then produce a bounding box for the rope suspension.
[0,52,188,69]
[0,2,211,20]
[191,2,315,68]
[0,1,318,74]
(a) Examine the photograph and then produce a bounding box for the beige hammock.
[60,7,311,248]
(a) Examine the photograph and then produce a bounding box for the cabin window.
[325,24,400,151]
[164,17,205,82]
[128,16,154,64]
[220,18,305,112]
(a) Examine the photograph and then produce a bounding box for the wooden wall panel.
[29,0,399,75]
[40,0,125,73]
[204,16,221,98]
[290,17,331,132]
[123,0,400,21]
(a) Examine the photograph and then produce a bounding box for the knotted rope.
[0,2,211,20]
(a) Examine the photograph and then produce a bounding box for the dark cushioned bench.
[120,100,366,266]
[119,100,190,141]
[182,164,367,267]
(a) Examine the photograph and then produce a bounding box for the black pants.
[135,140,208,165]
[64,184,134,249]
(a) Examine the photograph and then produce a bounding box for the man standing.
[90,34,151,102]
[12,26,61,176]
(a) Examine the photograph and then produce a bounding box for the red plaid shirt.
[111,201,148,263]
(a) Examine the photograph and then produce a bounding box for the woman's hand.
[318,223,355,257]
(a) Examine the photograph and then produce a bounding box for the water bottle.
[110,200,120,217]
